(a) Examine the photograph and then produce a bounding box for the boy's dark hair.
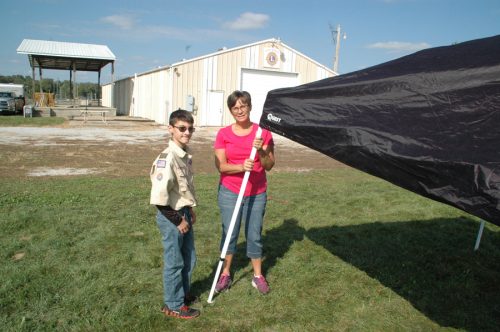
[169,109,194,126]
[227,90,252,110]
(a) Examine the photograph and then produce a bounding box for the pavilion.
[17,39,116,107]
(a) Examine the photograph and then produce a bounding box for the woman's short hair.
[227,90,252,110]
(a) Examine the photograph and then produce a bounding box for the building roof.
[133,38,335,79]
[17,39,116,71]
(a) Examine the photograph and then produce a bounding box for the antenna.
[329,23,347,73]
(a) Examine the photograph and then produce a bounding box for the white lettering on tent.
[267,113,281,123]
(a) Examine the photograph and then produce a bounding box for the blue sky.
[2,0,499,83]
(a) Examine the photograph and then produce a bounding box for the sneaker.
[184,293,199,305]
[215,273,232,293]
[161,305,200,319]
[252,275,270,294]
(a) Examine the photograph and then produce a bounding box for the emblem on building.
[264,48,281,68]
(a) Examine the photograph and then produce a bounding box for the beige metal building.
[102,38,335,126]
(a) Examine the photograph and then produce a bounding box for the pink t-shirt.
[214,123,274,196]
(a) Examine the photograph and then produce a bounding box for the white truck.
[0,83,25,114]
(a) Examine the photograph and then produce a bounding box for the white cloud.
[224,12,270,30]
[101,14,136,30]
[367,41,431,52]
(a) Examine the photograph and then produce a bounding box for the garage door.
[241,69,298,124]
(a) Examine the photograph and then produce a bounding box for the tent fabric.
[259,35,500,226]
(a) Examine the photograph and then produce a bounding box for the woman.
[213,90,275,295]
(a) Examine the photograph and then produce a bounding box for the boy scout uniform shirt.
[150,140,197,210]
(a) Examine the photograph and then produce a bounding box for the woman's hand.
[243,158,255,172]
[253,137,264,151]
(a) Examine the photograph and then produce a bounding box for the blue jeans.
[156,207,196,311]
[218,184,267,259]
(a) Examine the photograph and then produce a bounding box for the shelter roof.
[17,39,116,71]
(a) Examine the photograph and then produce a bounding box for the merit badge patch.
[156,173,163,181]
[156,159,167,168]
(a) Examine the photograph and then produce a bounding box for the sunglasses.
[173,126,196,133]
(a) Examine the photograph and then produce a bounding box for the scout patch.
[157,159,167,168]
[156,173,163,181]
[159,153,168,159]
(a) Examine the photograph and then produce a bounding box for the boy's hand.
[177,217,190,234]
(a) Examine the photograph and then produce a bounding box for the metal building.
[102,38,335,126]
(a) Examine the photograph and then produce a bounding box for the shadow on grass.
[306,216,500,331]
[190,219,305,299]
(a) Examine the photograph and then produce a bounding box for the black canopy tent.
[17,39,116,105]
[260,35,500,247]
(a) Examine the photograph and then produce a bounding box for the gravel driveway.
[0,119,343,177]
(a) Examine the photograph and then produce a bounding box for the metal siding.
[124,69,170,124]
[200,56,218,126]
[173,61,203,121]
[282,48,292,72]
[130,76,137,116]
[101,84,111,107]
[193,60,202,118]
[212,56,218,90]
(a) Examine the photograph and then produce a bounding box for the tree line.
[0,75,100,101]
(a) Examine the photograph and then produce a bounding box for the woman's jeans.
[156,207,195,311]
[218,184,267,259]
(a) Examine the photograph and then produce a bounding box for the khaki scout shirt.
[149,140,197,209]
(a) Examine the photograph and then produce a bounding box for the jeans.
[218,184,267,259]
[156,207,196,310]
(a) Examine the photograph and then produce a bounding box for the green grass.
[0,116,66,126]
[1,170,499,331]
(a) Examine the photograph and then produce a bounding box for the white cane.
[207,127,263,304]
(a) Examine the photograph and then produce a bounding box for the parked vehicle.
[0,91,16,114]
[0,83,25,114]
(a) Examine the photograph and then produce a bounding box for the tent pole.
[207,127,262,304]
[473,220,485,251]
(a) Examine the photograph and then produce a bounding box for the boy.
[150,109,199,319]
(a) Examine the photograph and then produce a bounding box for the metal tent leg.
[473,220,486,251]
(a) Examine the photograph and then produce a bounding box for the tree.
[0,75,99,100]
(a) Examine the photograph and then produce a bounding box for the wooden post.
[111,61,115,108]
[69,69,73,100]
[98,68,101,106]
[31,65,35,103]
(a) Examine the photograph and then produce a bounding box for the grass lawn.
[1,169,499,331]
[0,116,66,127]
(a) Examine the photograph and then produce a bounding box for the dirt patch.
[0,119,344,178]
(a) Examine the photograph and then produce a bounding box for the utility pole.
[330,23,346,73]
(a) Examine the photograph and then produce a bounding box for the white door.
[206,91,224,126]
[241,69,298,124]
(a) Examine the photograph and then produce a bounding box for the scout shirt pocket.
[173,164,189,192]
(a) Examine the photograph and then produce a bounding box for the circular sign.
[266,51,278,66]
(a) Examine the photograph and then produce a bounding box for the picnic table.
[80,110,109,123]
